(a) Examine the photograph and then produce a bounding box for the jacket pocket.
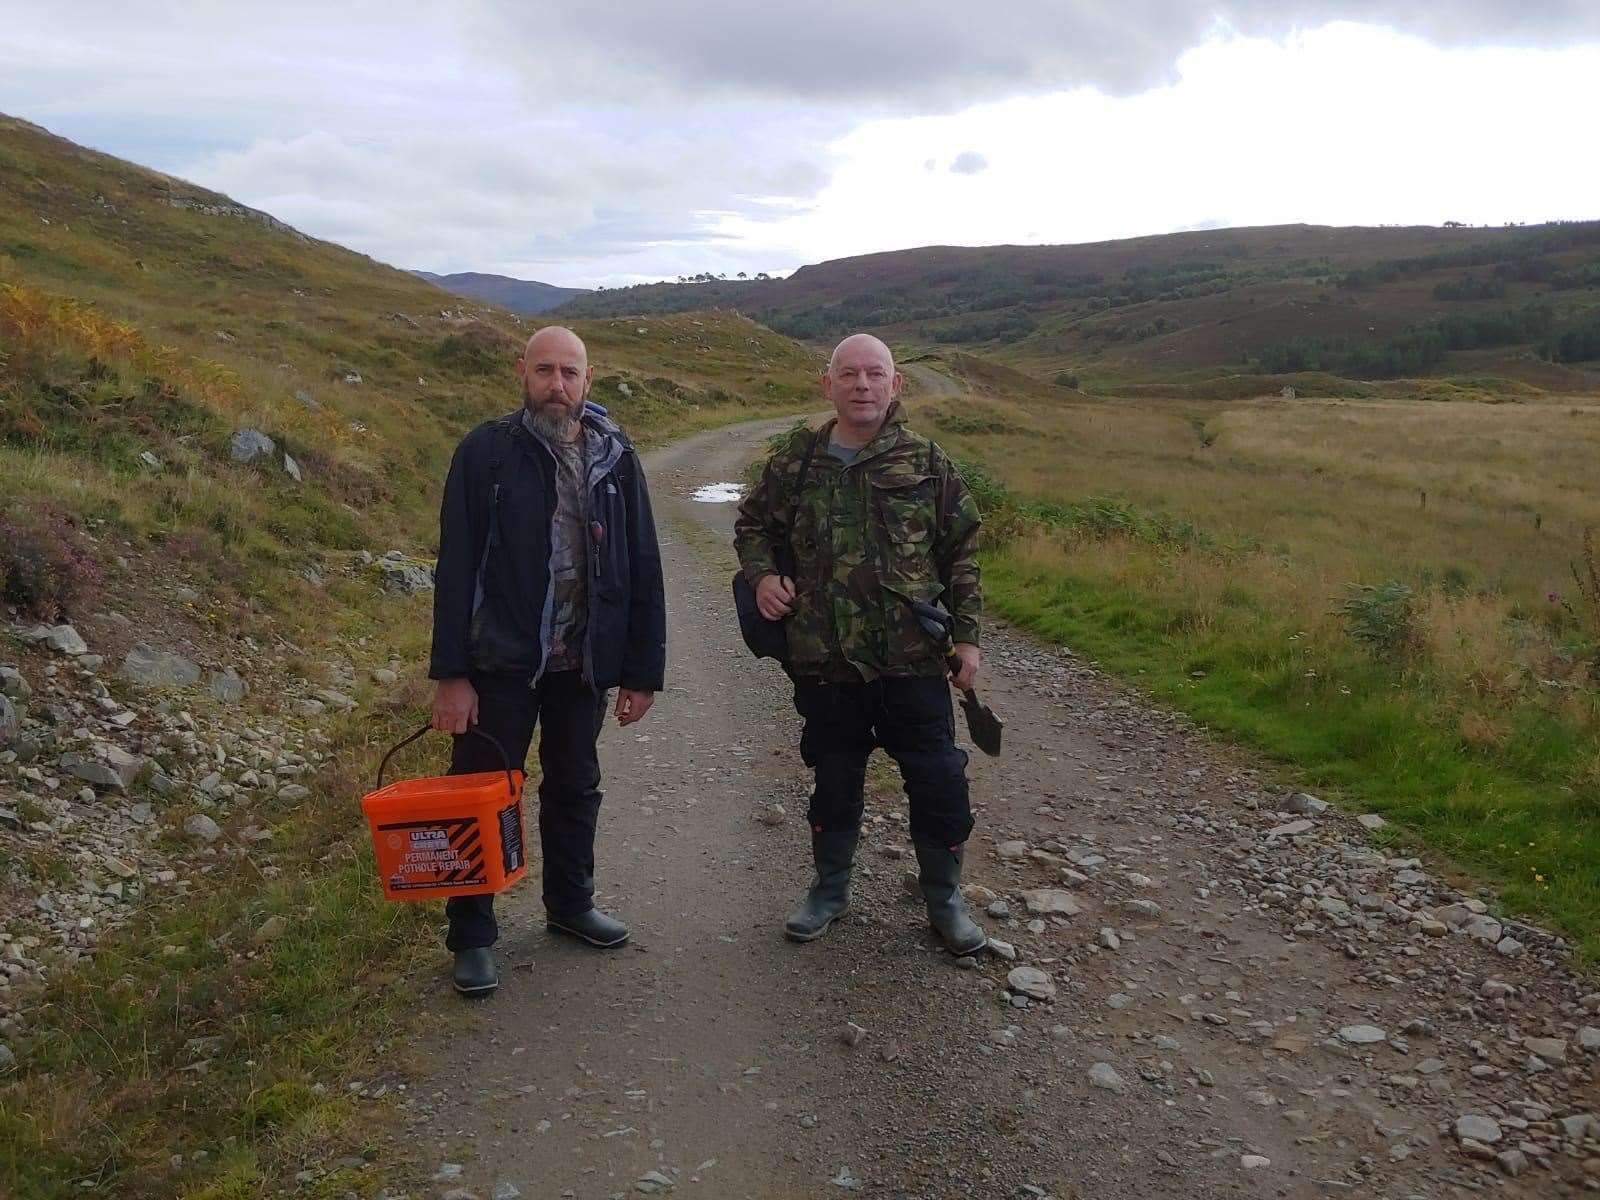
[871,475,936,580]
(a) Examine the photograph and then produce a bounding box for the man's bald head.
[828,332,894,374]
[525,324,588,367]
[823,331,903,444]
[518,324,593,441]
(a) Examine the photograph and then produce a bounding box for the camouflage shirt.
[734,403,981,682]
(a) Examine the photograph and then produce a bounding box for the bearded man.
[429,325,665,996]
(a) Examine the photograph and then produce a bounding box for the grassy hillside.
[898,353,1600,958]
[561,222,1600,392]
[0,112,821,634]
[0,112,819,1199]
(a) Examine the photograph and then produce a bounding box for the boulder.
[1007,966,1057,1001]
[1454,1114,1502,1145]
[230,428,276,464]
[1021,888,1081,917]
[184,813,222,843]
[1087,1062,1126,1093]
[59,745,146,793]
[0,666,30,698]
[1524,1036,1565,1063]
[208,668,249,704]
[1338,1024,1387,1045]
[0,695,18,746]
[378,552,435,594]
[1558,1112,1599,1140]
[22,624,88,655]
[1283,792,1328,816]
[121,645,201,688]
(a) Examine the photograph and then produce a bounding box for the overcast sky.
[3,2,1598,287]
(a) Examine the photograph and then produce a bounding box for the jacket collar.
[504,402,629,483]
[819,400,908,466]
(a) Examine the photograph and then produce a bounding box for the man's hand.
[755,573,796,620]
[949,643,981,692]
[614,689,655,726]
[432,678,479,734]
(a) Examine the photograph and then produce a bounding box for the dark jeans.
[792,675,972,848]
[444,670,608,951]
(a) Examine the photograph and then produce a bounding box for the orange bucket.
[362,725,528,902]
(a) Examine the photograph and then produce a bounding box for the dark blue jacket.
[429,404,666,692]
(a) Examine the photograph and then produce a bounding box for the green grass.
[901,364,1600,965]
[983,541,1600,961]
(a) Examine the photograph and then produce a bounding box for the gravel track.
[397,408,1599,1200]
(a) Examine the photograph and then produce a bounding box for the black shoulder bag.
[732,430,820,664]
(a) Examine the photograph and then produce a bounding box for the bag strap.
[780,429,821,557]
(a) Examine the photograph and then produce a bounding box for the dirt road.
[396,403,1598,1200]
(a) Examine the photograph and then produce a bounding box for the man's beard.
[526,395,581,441]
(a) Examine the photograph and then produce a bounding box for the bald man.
[734,334,987,956]
[429,326,665,996]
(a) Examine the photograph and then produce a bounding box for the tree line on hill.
[560,255,1336,342]
[1253,301,1600,377]
[1339,221,1600,291]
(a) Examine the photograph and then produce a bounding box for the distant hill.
[412,269,589,314]
[557,223,1600,391]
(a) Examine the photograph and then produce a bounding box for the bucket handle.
[374,723,518,798]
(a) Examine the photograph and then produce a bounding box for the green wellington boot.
[784,829,859,942]
[914,843,988,955]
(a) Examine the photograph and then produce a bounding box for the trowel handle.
[945,652,976,696]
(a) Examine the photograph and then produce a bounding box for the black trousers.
[444,669,608,951]
[792,675,973,848]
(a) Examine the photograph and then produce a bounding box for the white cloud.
[0,4,1597,285]
[460,0,1600,104]
[713,24,1600,267]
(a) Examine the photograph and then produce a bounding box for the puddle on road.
[691,482,744,503]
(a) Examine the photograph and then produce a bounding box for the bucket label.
[498,800,523,873]
[378,816,486,891]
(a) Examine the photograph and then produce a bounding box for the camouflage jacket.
[734,403,981,682]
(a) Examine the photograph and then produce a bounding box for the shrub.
[1544,310,1600,363]
[1053,372,1080,389]
[431,323,518,375]
[1338,581,1423,661]
[0,507,105,621]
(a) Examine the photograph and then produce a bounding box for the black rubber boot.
[914,843,988,955]
[784,829,859,942]
[547,907,630,948]
[451,947,499,997]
